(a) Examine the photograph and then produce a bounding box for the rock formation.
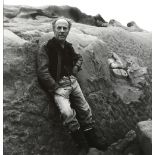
[4,29,28,48]
[109,19,144,32]
[4,5,107,27]
[136,120,152,155]
[127,21,143,32]
[4,5,152,155]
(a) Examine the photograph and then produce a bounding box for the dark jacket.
[37,37,83,93]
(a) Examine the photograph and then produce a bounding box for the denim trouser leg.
[70,80,93,130]
[54,85,80,132]
[54,76,93,132]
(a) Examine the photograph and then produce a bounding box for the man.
[37,17,108,153]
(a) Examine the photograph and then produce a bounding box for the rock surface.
[127,21,143,32]
[136,120,152,155]
[3,5,152,155]
[4,29,27,48]
[4,5,107,26]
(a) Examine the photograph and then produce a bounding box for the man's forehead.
[55,19,69,27]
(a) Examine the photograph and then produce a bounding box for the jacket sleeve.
[37,42,58,93]
[71,46,83,71]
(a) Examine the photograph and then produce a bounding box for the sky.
[4,0,153,31]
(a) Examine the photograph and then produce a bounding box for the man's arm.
[71,46,83,72]
[74,53,83,71]
[37,43,59,94]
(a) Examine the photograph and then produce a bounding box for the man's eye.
[63,27,67,30]
[56,26,68,31]
[57,27,61,30]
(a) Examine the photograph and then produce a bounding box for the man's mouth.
[59,35,65,37]
[59,35,65,39]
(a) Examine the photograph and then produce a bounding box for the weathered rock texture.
[109,19,144,32]
[136,120,152,155]
[4,5,152,155]
[4,5,107,27]
[127,21,143,32]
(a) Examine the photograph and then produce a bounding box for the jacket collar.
[52,37,72,48]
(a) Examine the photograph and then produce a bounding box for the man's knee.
[54,95,74,118]
[54,95,61,102]
[61,108,74,119]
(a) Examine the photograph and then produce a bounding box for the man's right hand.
[48,83,60,96]
[54,83,60,90]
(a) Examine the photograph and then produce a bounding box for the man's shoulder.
[65,40,72,46]
[40,38,55,47]
[65,41,74,51]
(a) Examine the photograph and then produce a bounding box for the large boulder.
[4,5,20,18]
[4,4,107,27]
[127,21,143,32]
[4,5,152,155]
[4,29,27,48]
[136,120,152,155]
[109,19,144,32]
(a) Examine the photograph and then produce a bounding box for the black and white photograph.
[3,0,152,155]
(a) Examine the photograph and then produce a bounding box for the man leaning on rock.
[37,17,108,154]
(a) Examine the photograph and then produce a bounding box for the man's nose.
[60,28,65,32]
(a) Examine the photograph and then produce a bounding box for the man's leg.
[54,86,89,153]
[54,86,80,132]
[70,79,93,130]
[70,78,108,151]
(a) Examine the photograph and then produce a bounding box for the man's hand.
[54,83,60,90]
[48,83,60,96]
[72,66,78,76]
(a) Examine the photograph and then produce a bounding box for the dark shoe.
[71,129,89,154]
[84,128,108,151]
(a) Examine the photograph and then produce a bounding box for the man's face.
[54,19,70,42]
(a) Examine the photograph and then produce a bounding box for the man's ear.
[67,29,70,35]
[53,25,56,33]
[53,28,55,33]
[53,29,56,36]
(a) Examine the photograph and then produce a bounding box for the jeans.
[54,75,93,132]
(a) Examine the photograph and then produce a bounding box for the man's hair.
[52,17,72,30]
